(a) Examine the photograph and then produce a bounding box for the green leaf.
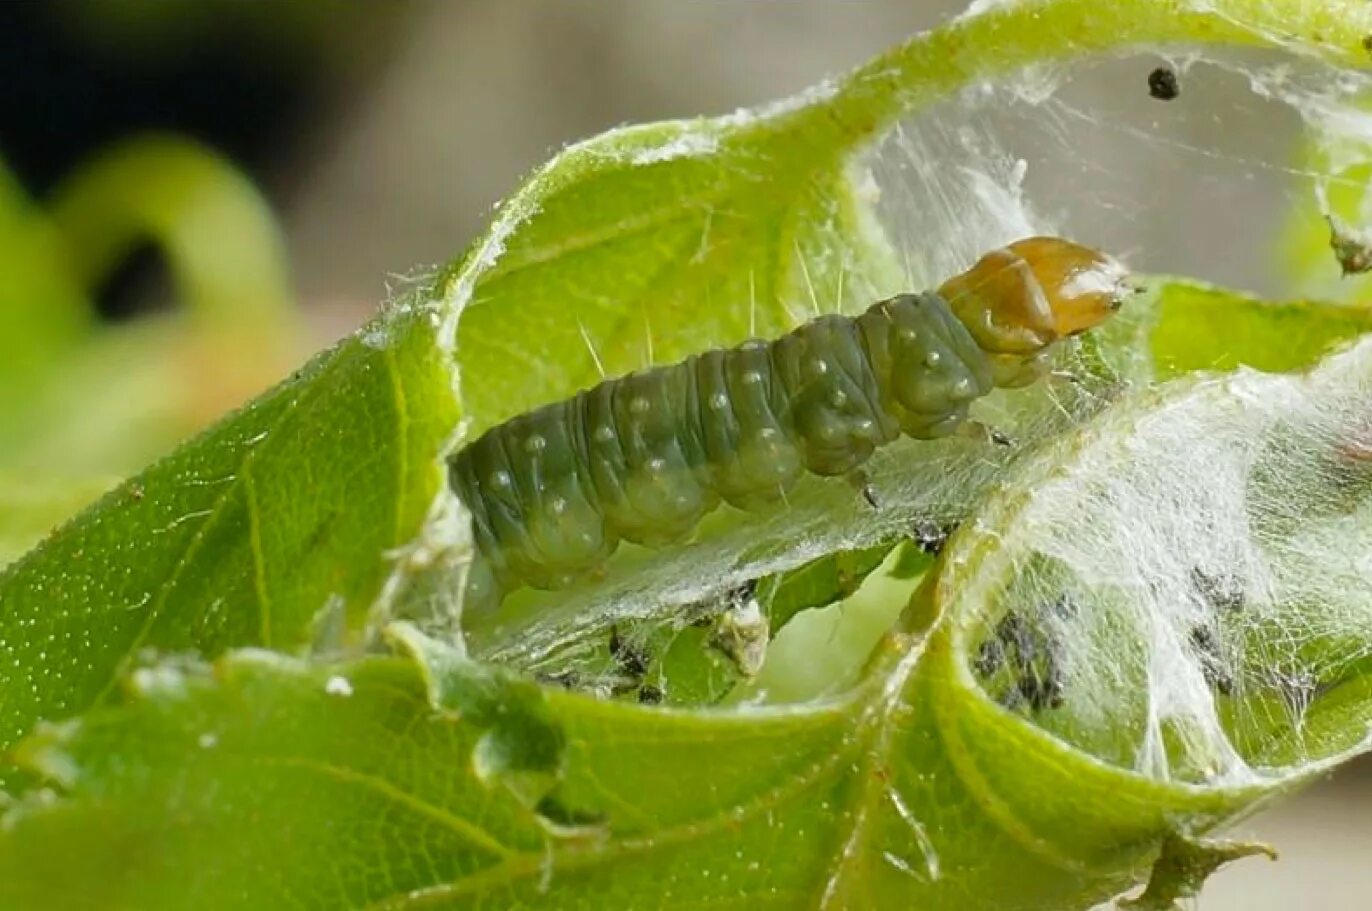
[1120,833,1276,910]
[415,0,1372,671]
[443,0,1372,437]
[1146,278,1372,378]
[0,653,549,911]
[2,315,1361,905]
[389,622,567,810]
[760,540,905,632]
[5,324,1372,909]
[3,2,1372,906]
[0,304,457,763]
[3,0,1371,798]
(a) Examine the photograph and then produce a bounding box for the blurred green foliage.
[0,134,300,561]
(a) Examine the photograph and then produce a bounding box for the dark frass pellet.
[609,627,649,678]
[1148,66,1180,101]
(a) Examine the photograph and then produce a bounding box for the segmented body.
[449,237,1129,607]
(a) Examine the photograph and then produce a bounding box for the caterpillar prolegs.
[450,237,1131,609]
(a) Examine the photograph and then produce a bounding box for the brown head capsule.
[938,236,1132,386]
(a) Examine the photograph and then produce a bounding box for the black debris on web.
[1148,66,1181,101]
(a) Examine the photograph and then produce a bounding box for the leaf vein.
[252,754,518,860]
[243,463,272,647]
[383,344,410,548]
[88,348,352,707]
[362,720,862,909]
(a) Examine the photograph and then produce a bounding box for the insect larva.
[451,237,1132,608]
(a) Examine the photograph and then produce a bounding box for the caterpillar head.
[939,236,1132,387]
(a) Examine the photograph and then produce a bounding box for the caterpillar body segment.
[451,237,1130,608]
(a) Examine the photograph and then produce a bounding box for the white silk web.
[859,46,1372,785]
[955,340,1372,786]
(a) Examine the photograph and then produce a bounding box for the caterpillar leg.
[960,420,1016,448]
[845,468,881,510]
[461,552,504,615]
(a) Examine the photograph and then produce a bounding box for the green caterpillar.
[450,237,1131,608]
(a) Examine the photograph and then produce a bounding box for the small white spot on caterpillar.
[810,358,829,375]
[900,328,918,342]
[594,425,615,443]
[648,457,667,473]
[743,371,763,386]
[630,397,650,415]
[550,497,568,515]
[830,390,848,408]
[525,434,546,453]
[925,351,942,367]
[490,470,513,489]
[710,393,729,410]
[955,378,971,394]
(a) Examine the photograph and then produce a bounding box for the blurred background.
[0,1,1366,906]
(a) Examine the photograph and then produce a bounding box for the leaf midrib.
[359,709,871,909]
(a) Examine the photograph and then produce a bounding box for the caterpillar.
[451,237,1131,609]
